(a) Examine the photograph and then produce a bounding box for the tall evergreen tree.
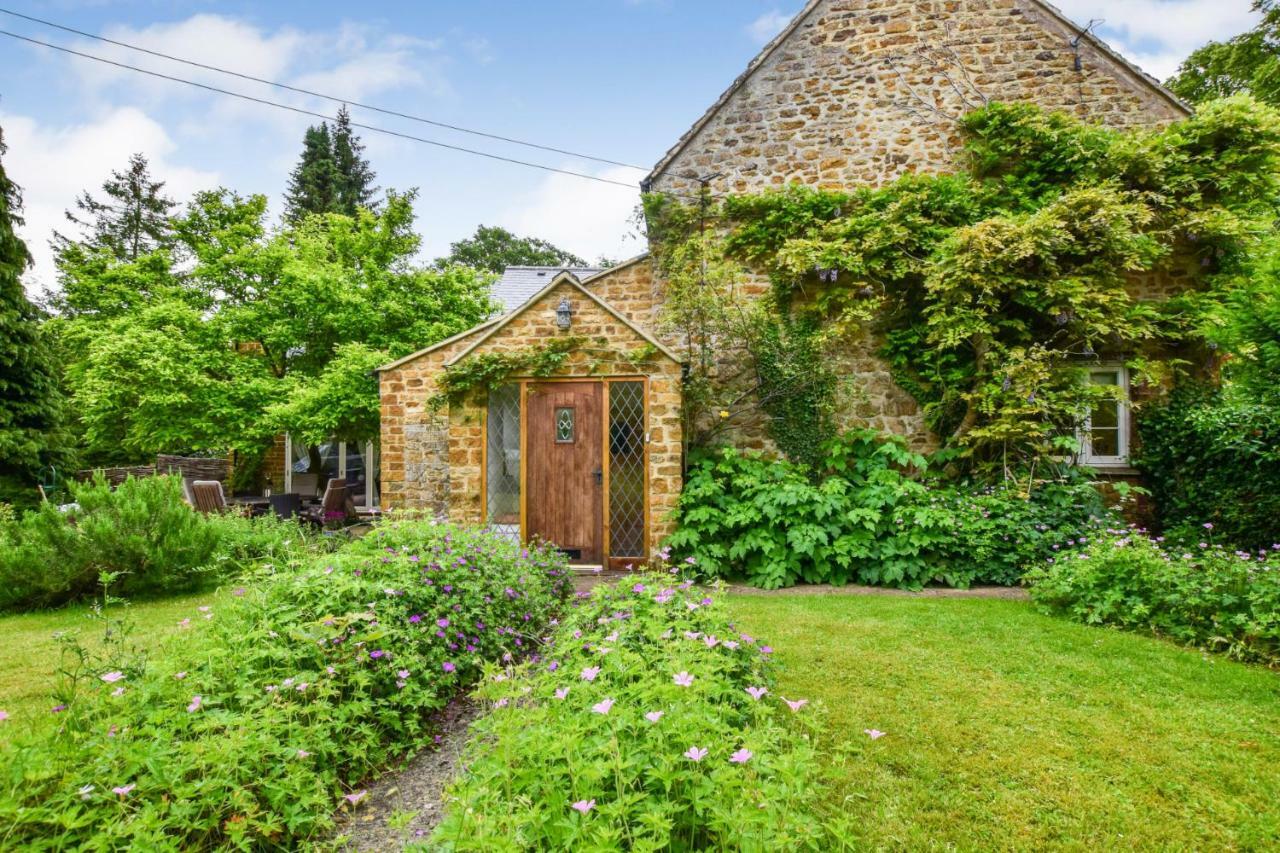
[332,106,378,216]
[283,123,341,223]
[0,125,63,503]
[53,153,175,262]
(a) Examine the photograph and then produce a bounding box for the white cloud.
[1055,0,1259,79]
[747,10,793,45]
[2,108,220,295]
[500,166,643,264]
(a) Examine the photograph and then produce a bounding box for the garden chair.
[268,492,302,520]
[190,480,230,514]
[292,472,320,500]
[301,478,354,526]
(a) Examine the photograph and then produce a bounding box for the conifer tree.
[53,153,175,261]
[332,106,378,216]
[283,123,340,223]
[0,126,63,503]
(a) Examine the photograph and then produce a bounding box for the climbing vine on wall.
[646,95,1280,474]
[429,337,587,408]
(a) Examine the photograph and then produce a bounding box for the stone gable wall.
[650,0,1185,198]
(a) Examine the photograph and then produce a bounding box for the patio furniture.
[190,480,230,514]
[292,473,320,500]
[268,492,302,520]
[301,478,353,526]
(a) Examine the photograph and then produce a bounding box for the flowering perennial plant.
[0,520,571,849]
[430,575,830,850]
[1028,527,1280,665]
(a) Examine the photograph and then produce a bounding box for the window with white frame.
[1078,364,1130,466]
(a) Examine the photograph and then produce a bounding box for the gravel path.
[333,698,479,851]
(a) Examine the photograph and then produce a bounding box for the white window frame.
[1077,363,1130,467]
[283,435,378,507]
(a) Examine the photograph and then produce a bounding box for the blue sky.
[0,0,1260,292]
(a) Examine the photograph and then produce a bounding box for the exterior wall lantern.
[555,297,573,330]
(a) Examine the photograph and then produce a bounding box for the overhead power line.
[0,28,645,192]
[0,6,648,172]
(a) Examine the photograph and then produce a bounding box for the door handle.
[593,469,603,486]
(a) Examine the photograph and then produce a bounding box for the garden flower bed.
[430,574,831,850]
[0,520,571,849]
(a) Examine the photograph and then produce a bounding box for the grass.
[730,594,1280,851]
[0,590,228,743]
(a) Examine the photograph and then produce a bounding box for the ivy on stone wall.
[646,96,1280,474]
[429,337,587,408]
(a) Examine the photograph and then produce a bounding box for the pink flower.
[0,710,8,722]
[571,799,595,814]
[555,687,570,700]
[645,711,663,723]
[397,670,410,679]
[178,618,190,628]
[683,746,708,762]
[581,666,601,682]
[703,635,719,648]
[783,698,808,712]
[100,671,124,683]
[297,749,311,758]
[197,606,211,613]
[745,687,767,701]
[111,687,126,697]
[673,671,694,687]
[729,748,753,764]
[864,729,886,740]
[187,695,202,713]
[173,672,187,680]
[442,661,456,673]
[345,790,368,805]
[112,783,135,796]
[592,698,615,715]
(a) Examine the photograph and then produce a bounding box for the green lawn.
[730,594,1280,851]
[0,590,227,742]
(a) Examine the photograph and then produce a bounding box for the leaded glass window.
[608,382,645,558]
[486,384,521,540]
[555,407,575,443]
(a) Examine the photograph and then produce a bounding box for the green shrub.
[1027,529,1280,665]
[1135,384,1280,550]
[0,520,571,849]
[0,475,316,612]
[668,430,1111,589]
[432,574,830,850]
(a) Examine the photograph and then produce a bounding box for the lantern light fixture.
[555,297,573,330]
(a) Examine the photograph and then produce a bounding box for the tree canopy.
[1168,1,1280,105]
[439,225,587,274]
[283,106,379,223]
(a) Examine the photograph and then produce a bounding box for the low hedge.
[0,520,572,849]
[432,574,831,850]
[0,474,312,611]
[1027,528,1280,665]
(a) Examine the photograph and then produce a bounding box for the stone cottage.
[378,0,1191,565]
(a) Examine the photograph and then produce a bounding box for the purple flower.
[51,704,67,713]
[864,728,886,740]
[1204,522,1215,530]
[783,698,808,712]
[437,618,450,629]
[397,669,410,679]
[592,698,615,715]
[729,748,753,764]
[673,671,694,687]
[442,661,456,673]
[632,583,646,593]
[759,646,773,655]
[112,783,136,797]
[571,799,595,814]
[409,614,423,624]
[345,790,368,805]
[0,710,8,722]
[745,686,767,701]
[581,666,601,682]
[683,746,708,762]
[187,695,203,713]
[555,687,570,700]
[173,671,187,680]
[100,671,124,684]
[644,710,663,723]
[369,650,386,660]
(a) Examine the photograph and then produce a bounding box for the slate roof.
[491,266,604,315]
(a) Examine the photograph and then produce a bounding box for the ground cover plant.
[729,593,1280,850]
[0,520,571,849]
[432,575,831,851]
[669,430,1110,589]
[0,474,310,612]
[1028,525,1280,665]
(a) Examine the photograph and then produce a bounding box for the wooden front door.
[526,381,604,564]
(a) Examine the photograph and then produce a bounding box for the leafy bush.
[0,474,313,611]
[432,574,830,850]
[1027,528,1280,665]
[1135,384,1280,550]
[0,520,571,849]
[668,431,1111,589]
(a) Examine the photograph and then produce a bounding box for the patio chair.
[292,473,320,500]
[268,492,302,520]
[190,480,229,514]
[301,478,353,526]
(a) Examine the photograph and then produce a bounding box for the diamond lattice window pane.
[609,382,646,558]
[555,407,575,443]
[486,384,520,540]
